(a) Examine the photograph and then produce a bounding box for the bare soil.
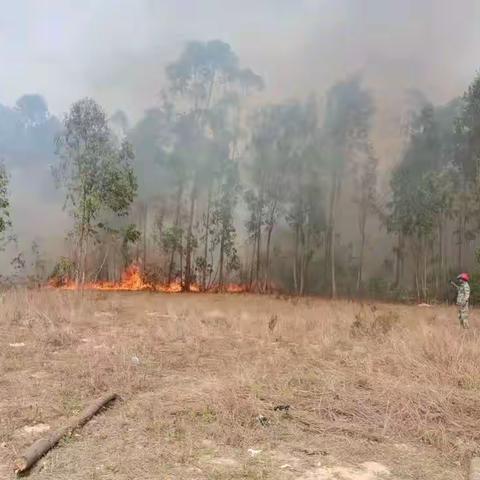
[0,290,477,479]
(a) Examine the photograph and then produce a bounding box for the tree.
[352,145,378,292]
[53,98,138,286]
[323,75,374,298]
[165,39,262,290]
[454,74,480,270]
[387,102,457,300]
[0,161,11,238]
[16,94,49,126]
[211,157,241,289]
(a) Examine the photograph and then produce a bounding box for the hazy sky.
[1,0,479,121]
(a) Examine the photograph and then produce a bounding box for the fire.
[225,284,247,293]
[49,264,247,293]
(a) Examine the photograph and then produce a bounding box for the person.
[451,273,471,329]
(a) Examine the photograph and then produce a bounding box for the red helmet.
[457,273,470,282]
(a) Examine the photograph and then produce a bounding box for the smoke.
[0,0,479,277]
[2,1,478,118]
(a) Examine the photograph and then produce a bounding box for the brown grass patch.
[0,291,474,478]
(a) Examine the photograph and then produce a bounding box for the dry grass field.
[0,290,479,479]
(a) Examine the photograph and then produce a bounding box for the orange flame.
[49,264,247,293]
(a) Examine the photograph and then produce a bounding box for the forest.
[1,39,480,302]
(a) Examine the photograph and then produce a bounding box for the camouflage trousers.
[458,304,469,329]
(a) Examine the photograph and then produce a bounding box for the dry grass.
[0,290,478,478]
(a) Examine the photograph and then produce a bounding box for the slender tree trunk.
[249,240,256,290]
[414,242,420,301]
[219,235,225,291]
[422,238,428,302]
[255,217,262,291]
[394,233,405,288]
[143,203,148,269]
[436,220,443,297]
[202,187,212,291]
[357,212,367,293]
[264,224,273,292]
[76,187,88,288]
[184,179,197,291]
[330,174,340,298]
[168,183,183,284]
[299,226,306,296]
[264,201,277,293]
[293,224,299,294]
[457,207,464,271]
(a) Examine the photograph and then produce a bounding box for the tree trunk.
[263,201,277,293]
[249,240,256,290]
[457,207,464,271]
[293,223,299,294]
[299,226,306,296]
[202,187,212,291]
[357,212,367,293]
[184,179,197,291]
[394,233,404,287]
[255,217,262,291]
[143,203,148,269]
[219,235,225,291]
[422,238,428,302]
[330,175,340,298]
[264,224,273,292]
[168,183,183,284]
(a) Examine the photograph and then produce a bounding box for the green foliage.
[49,256,76,284]
[0,161,11,238]
[54,98,138,229]
[53,98,138,282]
[388,168,455,239]
[161,225,184,253]
[455,72,480,182]
[388,103,456,240]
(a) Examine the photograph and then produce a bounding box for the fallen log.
[14,392,118,474]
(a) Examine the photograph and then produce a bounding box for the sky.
[1,0,479,122]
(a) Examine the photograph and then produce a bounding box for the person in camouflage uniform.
[451,273,470,329]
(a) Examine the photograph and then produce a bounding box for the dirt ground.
[0,290,478,479]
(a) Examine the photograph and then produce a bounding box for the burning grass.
[49,263,247,294]
[0,291,476,478]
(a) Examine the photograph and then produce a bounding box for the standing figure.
[451,273,471,329]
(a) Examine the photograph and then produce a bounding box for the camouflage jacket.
[456,282,470,307]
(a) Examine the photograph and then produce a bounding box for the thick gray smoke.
[0,0,479,277]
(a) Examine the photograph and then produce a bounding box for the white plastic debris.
[9,342,25,347]
[131,355,140,365]
[248,448,262,457]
